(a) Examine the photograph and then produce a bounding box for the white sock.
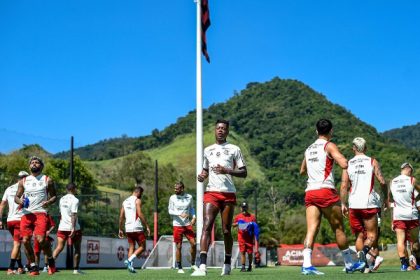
[128,254,136,262]
[199,264,207,271]
[303,248,312,268]
[341,248,353,269]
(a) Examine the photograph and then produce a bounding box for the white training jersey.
[203,142,246,193]
[168,193,196,227]
[22,175,49,214]
[348,155,381,209]
[390,175,418,221]
[1,183,23,222]
[58,194,80,231]
[122,196,144,232]
[304,139,335,191]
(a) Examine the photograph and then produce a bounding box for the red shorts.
[20,213,49,237]
[34,236,54,254]
[126,231,146,245]
[57,230,83,245]
[173,225,195,243]
[305,188,340,208]
[238,237,254,254]
[204,192,236,209]
[7,220,22,241]
[393,220,420,232]
[349,208,380,234]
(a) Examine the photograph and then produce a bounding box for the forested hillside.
[54,77,420,246]
[382,123,420,150]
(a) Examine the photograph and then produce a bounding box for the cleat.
[191,265,199,271]
[372,256,383,271]
[247,267,252,272]
[409,255,417,270]
[363,267,371,273]
[240,267,246,272]
[401,264,408,271]
[48,265,57,275]
[29,266,40,276]
[73,270,85,274]
[124,259,136,273]
[191,268,207,276]
[7,269,16,275]
[42,266,48,273]
[178,269,185,274]
[301,266,325,275]
[345,261,365,273]
[16,268,25,274]
[221,264,231,276]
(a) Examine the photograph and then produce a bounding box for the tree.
[118,152,154,187]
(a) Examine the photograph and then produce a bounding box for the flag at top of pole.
[201,0,211,63]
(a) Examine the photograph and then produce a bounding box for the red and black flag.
[201,0,211,63]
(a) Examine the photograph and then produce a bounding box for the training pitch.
[10,266,419,280]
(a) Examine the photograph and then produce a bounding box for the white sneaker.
[372,256,384,271]
[178,269,185,274]
[191,265,199,271]
[221,264,231,276]
[42,266,48,273]
[73,269,85,274]
[191,264,207,277]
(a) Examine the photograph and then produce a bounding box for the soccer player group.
[0,156,83,275]
[2,118,419,276]
[118,119,258,275]
[300,119,420,274]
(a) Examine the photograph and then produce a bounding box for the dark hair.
[29,156,44,166]
[175,181,185,188]
[66,182,77,191]
[316,119,333,135]
[215,119,229,128]
[134,185,144,193]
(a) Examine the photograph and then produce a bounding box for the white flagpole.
[195,0,204,245]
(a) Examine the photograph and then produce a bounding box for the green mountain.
[382,122,420,150]
[56,77,420,245]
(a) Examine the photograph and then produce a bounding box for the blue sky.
[1,0,419,154]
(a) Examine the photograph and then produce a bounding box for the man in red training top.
[233,202,256,272]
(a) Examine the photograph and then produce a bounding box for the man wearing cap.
[53,183,84,274]
[233,202,256,272]
[14,156,57,275]
[389,162,420,271]
[193,119,247,277]
[0,171,29,275]
[168,182,197,273]
[340,137,388,272]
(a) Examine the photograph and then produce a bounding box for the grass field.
[10,266,419,280]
